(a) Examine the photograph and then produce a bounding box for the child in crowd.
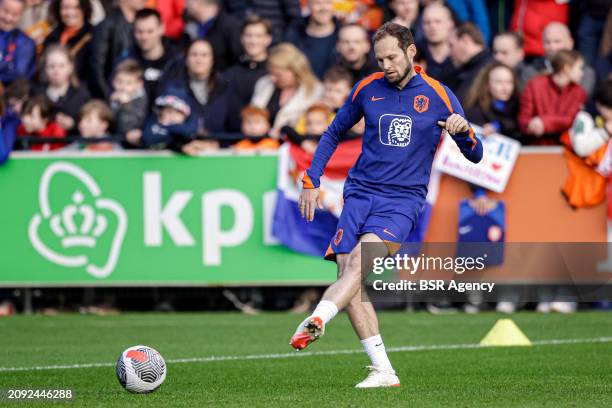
[284,103,334,154]
[519,50,587,145]
[291,67,365,144]
[321,66,353,112]
[77,100,117,151]
[109,59,148,145]
[37,45,90,132]
[234,106,279,151]
[3,79,30,116]
[141,88,197,151]
[17,95,66,151]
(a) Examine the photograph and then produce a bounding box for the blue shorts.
[324,192,418,261]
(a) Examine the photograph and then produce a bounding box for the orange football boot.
[290,316,325,351]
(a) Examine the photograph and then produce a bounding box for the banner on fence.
[433,126,521,193]
[0,153,335,286]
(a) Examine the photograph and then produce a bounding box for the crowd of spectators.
[0,0,611,315]
[0,0,610,162]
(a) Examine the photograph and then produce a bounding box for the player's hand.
[298,187,322,222]
[438,113,469,135]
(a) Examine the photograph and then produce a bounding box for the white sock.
[311,300,338,324]
[361,334,393,370]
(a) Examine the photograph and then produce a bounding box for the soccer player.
[289,22,483,388]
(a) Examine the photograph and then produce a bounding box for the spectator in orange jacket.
[518,50,587,145]
[234,105,279,151]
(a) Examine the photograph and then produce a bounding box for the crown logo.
[49,191,108,248]
[29,162,127,279]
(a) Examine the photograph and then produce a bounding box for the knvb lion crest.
[413,95,429,113]
[379,114,412,147]
[29,162,127,279]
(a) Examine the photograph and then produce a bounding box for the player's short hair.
[595,78,612,107]
[241,105,270,122]
[550,49,583,74]
[456,22,485,47]
[135,8,162,24]
[495,31,524,49]
[80,100,113,123]
[241,14,273,35]
[323,66,352,86]
[113,59,144,80]
[22,94,54,120]
[373,22,415,51]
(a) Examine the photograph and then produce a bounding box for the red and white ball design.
[116,345,166,393]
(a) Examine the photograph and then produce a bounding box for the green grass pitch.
[0,311,611,407]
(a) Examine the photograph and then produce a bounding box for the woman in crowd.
[518,49,587,145]
[386,0,423,44]
[250,43,324,137]
[465,61,521,141]
[43,0,94,83]
[159,39,231,151]
[34,45,90,133]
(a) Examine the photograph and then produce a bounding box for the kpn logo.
[29,162,127,279]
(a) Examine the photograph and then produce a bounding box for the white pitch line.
[1,337,611,373]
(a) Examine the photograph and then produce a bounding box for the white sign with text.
[433,125,521,193]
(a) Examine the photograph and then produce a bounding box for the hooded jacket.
[141,87,198,151]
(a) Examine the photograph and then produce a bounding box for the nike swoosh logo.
[383,228,397,239]
[371,96,385,102]
[375,343,383,347]
[459,226,473,235]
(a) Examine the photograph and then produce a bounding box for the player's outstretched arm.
[300,82,365,221]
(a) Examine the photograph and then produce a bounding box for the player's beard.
[387,53,413,86]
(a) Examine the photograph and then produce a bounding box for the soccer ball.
[115,345,167,393]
